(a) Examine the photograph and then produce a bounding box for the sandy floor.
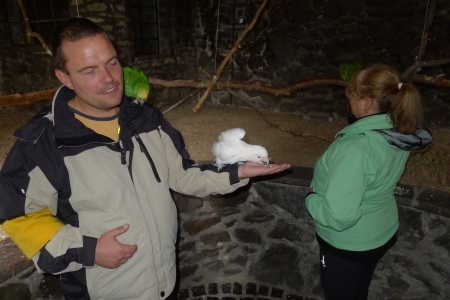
[1,103,449,239]
[164,103,450,194]
[1,103,449,192]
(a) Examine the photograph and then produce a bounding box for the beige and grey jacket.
[0,86,248,300]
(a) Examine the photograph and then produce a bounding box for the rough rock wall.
[191,0,450,124]
[174,167,450,300]
[2,166,450,299]
[1,0,449,124]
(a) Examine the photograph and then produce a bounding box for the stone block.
[191,285,206,296]
[208,283,218,295]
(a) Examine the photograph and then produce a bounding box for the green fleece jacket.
[305,114,431,251]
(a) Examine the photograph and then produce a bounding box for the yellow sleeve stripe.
[2,208,65,259]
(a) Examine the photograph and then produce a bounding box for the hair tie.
[398,82,403,90]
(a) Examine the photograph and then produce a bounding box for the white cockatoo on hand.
[211,128,269,169]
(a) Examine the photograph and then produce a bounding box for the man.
[0,18,290,300]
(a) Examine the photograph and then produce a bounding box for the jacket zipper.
[118,140,127,165]
[134,134,161,183]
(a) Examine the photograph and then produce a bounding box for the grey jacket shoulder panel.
[373,127,433,150]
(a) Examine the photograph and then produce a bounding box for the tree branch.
[402,0,437,82]
[193,0,269,112]
[199,67,330,142]
[16,0,53,56]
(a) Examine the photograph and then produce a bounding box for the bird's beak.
[136,88,148,100]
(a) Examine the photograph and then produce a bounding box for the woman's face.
[345,87,366,119]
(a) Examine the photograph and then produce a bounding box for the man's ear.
[55,69,73,89]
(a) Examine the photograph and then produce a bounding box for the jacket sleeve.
[155,109,249,197]
[2,208,64,259]
[305,142,375,231]
[1,140,98,274]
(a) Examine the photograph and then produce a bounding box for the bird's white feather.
[212,128,269,169]
[217,127,245,142]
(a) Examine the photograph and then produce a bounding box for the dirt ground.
[0,103,449,240]
[164,104,450,194]
[1,103,449,194]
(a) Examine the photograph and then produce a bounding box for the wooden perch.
[193,0,269,112]
[1,73,449,108]
[401,0,438,82]
[0,89,56,106]
[416,0,437,63]
[199,67,331,142]
[163,89,201,114]
[240,0,275,55]
[402,58,450,83]
[413,74,450,87]
[17,0,52,56]
[283,79,347,91]
[150,77,291,97]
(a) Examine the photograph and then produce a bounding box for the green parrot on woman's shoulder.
[123,67,150,101]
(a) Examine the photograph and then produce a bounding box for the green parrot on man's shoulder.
[123,67,150,101]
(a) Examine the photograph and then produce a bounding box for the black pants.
[317,233,396,300]
[319,246,380,300]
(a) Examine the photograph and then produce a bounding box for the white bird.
[211,128,269,169]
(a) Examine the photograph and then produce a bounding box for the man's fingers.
[122,244,138,254]
[263,164,290,174]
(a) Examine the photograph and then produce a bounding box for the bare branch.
[0,89,56,106]
[16,0,52,56]
[193,0,269,112]
[402,58,450,82]
[413,74,450,87]
[416,0,437,63]
[199,67,331,142]
[163,89,201,114]
[150,76,291,97]
[239,0,276,55]
[402,0,438,82]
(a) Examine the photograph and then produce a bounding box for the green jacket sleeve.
[305,142,376,231]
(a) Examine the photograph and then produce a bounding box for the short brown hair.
[52,17,112,73]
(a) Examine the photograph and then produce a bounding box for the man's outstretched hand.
[238,158,290,179]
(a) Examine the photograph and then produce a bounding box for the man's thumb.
[112,223,129,237]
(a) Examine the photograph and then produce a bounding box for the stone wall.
[174,166,450,300]
[1,166,449,299]
[191,0,450,125]
[1,0,449,124]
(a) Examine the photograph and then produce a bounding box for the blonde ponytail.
[348,64,423,133]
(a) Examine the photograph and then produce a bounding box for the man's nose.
[100,68,113,84]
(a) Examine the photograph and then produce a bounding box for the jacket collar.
[336,114,392,138]
[337,113,433,150]
[51,86,147,147]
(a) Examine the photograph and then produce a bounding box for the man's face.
[55,33,123,117]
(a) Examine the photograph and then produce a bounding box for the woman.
[305,64,432,299]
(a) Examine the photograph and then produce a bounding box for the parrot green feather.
[340,62,362,82]
[123,67,150,101]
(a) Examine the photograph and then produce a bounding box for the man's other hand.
[238,158,290,179]
[95,224,138,269]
